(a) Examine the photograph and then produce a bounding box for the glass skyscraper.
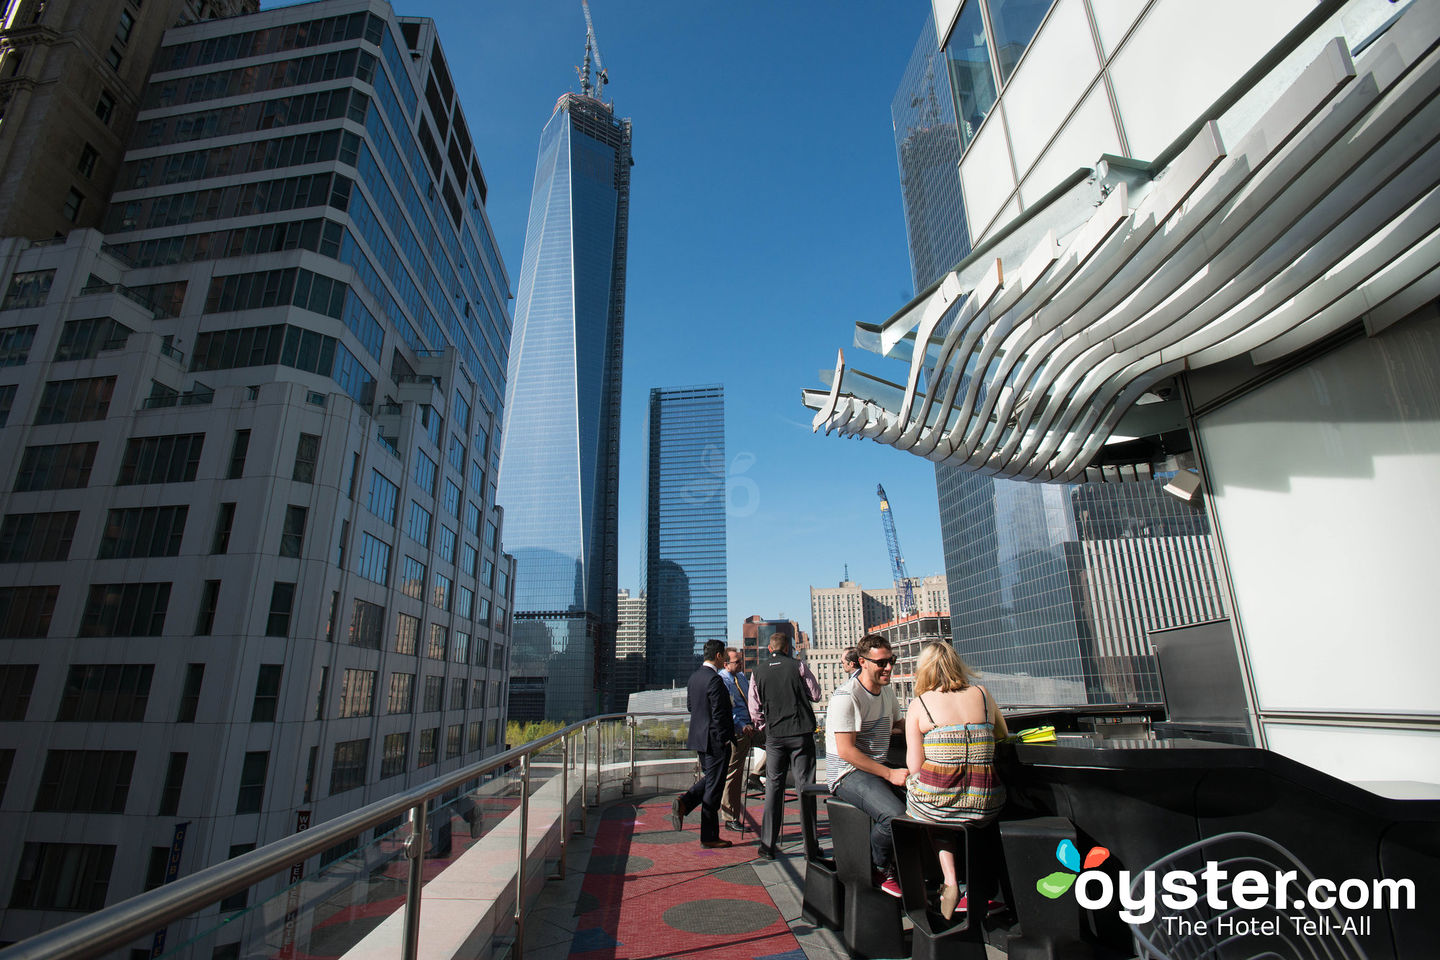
[891,13,1224,707]
[498,91,631,721]
[644,384,727,690]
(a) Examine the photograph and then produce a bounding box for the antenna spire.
[575,0,610,99]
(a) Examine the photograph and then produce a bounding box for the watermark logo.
[679,445,759,517]
[1036,839,1110,899]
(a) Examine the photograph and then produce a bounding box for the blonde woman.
[904,641,1008,919]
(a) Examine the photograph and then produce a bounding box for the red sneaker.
[874,870,902,898]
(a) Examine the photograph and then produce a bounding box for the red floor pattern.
[569,796,807,960]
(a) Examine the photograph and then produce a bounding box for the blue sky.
[415,1,947,635]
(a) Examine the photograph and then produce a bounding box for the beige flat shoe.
[940,883,961,920]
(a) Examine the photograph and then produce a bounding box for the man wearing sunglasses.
[825,633,907,896]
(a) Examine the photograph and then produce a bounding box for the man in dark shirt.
[747,631,821,860]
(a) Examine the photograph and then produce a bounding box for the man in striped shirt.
[824,633,907,897]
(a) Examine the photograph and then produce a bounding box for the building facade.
[497,88,632,722]
[0,0,260,242]
[614,587,646,705]
[877,8,1225,708]
[644,384,727,690]
[808,0,1440,783]
[0,1,517,950]
[739,616,806,676]
[809,572,948,697]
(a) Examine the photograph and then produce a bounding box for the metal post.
[555,734,568,878]
[626,715,636,794]
[514,754,530,959]
[580,724,590,835]
[402,801,427,960]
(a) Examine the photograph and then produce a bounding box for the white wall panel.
[1003,0,1102,176]
[959,112,1017,243]
[1197,317,1440,719]
[1108,0,1317,159]
[1019,81,1120,207]
[1262,723,1440,788]
[1089,0,1151,59]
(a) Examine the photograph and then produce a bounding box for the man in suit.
[670,639,734,848]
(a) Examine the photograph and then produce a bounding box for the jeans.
[832,768,905,871]
[760,733,816,851]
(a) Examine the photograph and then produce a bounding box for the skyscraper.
[0,1,516,948]
[498,68,632,721]
[644,385,726,689]
[614,587,646,704]
[880,12,1224,707]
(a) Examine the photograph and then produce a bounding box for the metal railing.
[0,713,700,960]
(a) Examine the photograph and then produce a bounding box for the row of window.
[136,86,367,152]
[0,577,294,640]
[112,170,352,233]
[145,48,377,110]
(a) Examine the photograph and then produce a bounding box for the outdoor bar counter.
[989,714,1440,959]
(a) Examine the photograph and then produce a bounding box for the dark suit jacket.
[686,664,733,755]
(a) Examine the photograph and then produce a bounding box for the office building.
[614,588,646,705]
[644,385,727,689]
[0,0,516,948]
[0,0,260,241]
[808,572,948,697]
[807,0,1440,782]
[739,616,805,675]
[497,70,632,722]
[872,10,1226,708]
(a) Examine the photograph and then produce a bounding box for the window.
[0,512,79,563]
[266,581,295,636]
[356,532,390,585]
[453,631,470,664]
[431,572,451,612]
[218,845,255,911]
[346,451,361,498]
[380,732,408,777]
[442,479,460,518]
[211,502,236,553]
[422,675,442,712]
[0,383,13,426]
[476,595,491,627]
[393,611,419,655]
[400,555,425,600]
[456,585,472,620]
[426,623,447,660]
[337,668,375,717]
[437,525,456,564]
[77,143,99,177]
[34,750,135,813]
[0,664,37,721]
[468,721,482,753]
[99,505,187,558]
[15,442,97,491]
[417,727,437,767]
[482,559,495,589]
[227,429,250,478]
[62,188,84,223]
[468,460,485,497]
[10,843,115,911]
[57,664,152,722]
[337,517,349,566]
[445,724,462,759]
[145,848,169,892]
[944,0,999,151]
[486,520,497,550]
[314,666,328,720]
[453,390,471,432]
[80,582,170,637]
[419,405,441,446]
[194,581,220,636]
[366,470,398,523]
[405,500,432,548]
[3,270,54,309]
[251,664,283,722]
[36,376,115,423]
[449,678,465,712]
[464,501,480,536]
[326,590,339,640]
[279,505,307,558]
[176,663,203,722]
[292,432,319,482]
[386,672,413,713]
[349,598,384,649]
[302,745,318,803]
[412,450,437,496]
[329,738,368,794]
[235,751,268,813]
[488,718,500,746]
[0,326,35,367]
[471,678,483,709]
[116,433,205,485]
[158,753,186,815]
[104,46,122,70]
[460,542,477,576]
[115,9,135,44]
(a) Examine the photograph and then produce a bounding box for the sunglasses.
[862,656,896,669]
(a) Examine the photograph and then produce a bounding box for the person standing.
[747,631,821,860]
[825,633,907,896]
[720,647,758,832]
[670,639,734,848]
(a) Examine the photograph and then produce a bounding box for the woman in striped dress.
[904,641,1008,918]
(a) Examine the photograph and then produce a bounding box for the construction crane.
[575,0,610,99]
[876,484,916,619]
